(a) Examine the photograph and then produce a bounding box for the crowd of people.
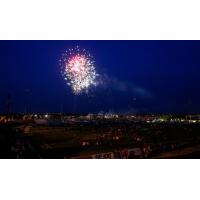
[71,121,200,158]
[0,124,39,158]
[0,119,199,158]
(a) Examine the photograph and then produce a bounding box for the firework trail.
[60,46,98,94]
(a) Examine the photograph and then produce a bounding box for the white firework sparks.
[60,46,98,94]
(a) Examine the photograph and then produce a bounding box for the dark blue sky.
[0,40,200,114]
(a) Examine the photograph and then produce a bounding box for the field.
[25,121,200,158]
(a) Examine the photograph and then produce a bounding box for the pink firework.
[60,46,98,94]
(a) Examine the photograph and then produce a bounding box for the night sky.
[0,40,200,114]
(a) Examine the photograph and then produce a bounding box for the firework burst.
[60,46,98,94]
